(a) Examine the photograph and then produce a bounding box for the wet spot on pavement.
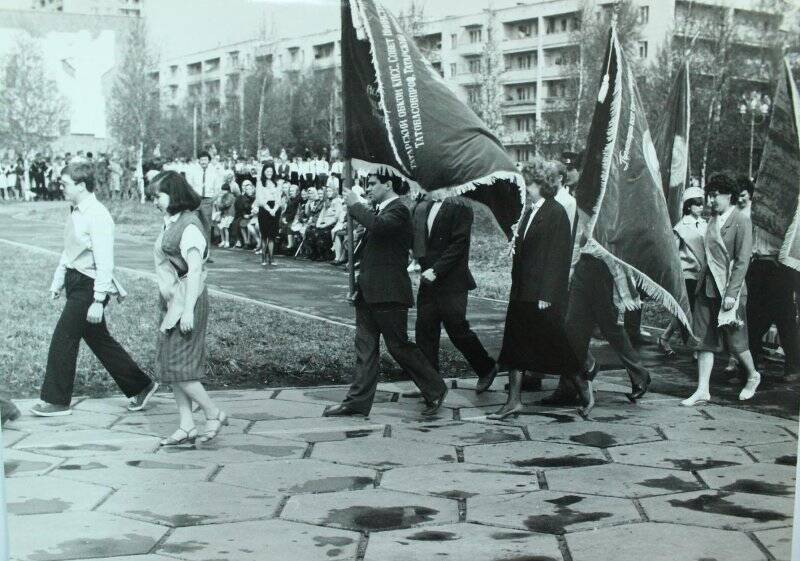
[524,494,611,534]
[640,475,701,493]
[405,530,459,541]
[5,460,52,475]
[511,456,607,468]
[323,505,439,531]
[568,431,618,447]
[9,498,72,515]
[287,476,374,494]
[775,455,797,466]
[719,479,792,496]
[668,492,789,522]
[663,458,739,471]
[59,462,107,471]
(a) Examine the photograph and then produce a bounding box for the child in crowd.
[214,184,236,248]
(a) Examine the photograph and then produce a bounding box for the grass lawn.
[0,243,472,399]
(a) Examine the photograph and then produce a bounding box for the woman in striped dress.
[152,171,228,446]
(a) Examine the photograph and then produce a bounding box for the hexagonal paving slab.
[660,419,793,446]
[754,527,793,561]
[469,491,640,534]
[588,402,705,425]
[215,459,377,494]
[608,440,753,471]
[100,481,280,527]
[8,511,167,561]
[566,522,768,561]
[275,387,394,405]
[380,463,539,498]
[14,429,160,457]
[424,388,508,409]
[249,416,386,442]
[3,448,62,477]
[459,405,580,424]
[464,440,608,469]
[2,428,28,448]
[72,396,175,416]
[701,405,798,431]
[390,421,525,446]
[281,489,459,531]
[527,421,662,447]
[8,410,119,432]
[546,463,703,498]
[640,490,794,531]
[313,438,456,468]
[155,433,306,464]
[699,463,796,496]
[6,475,110,515]
[224,399,326,421]
[53,455,217,487]
[367,402,453,423]
[158,519,360,561]
[745,441,797,466]
[363,522,563,561]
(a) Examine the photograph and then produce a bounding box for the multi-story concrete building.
[29,0,142,17]
[153,0,788,160]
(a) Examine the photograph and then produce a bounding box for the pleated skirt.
[156,288,209,382]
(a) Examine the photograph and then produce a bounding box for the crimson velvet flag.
[752,56,800,271]
[653,60,691,226]
[575,26,692,330]
[341,0,523,239]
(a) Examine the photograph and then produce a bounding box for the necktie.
[202,168,207,197]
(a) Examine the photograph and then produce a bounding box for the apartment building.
[29,0,142,17]
[152,0,786,160]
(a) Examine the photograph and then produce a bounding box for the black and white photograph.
[1,0,799,560]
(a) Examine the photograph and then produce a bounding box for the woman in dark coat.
[490,160,576,420]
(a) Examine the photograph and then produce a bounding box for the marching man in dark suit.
[412,195,497,389]
[324,170,448,418]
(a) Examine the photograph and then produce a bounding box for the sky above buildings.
[144,0,526,60]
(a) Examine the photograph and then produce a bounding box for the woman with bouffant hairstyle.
[489,158,577,420]
[151,171,228,445]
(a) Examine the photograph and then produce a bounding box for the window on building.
[560,18,568,32]
[170,65,178,76]
[572,16,581,30]
[546,18,556,34]
[468,57,482,74]
[432,62,443,77]
[638,41,648,58]
[450,63,458,76]
[515,85,534,101]
[467,87,481,104]
[451,33,458,48]
[515,115,535,132]
[468,27,482,43]
[516,148,531,162]
[639,6,649,24]
[513,53,533,69]
[547,81,566,98]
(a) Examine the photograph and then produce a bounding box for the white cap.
[682,186,705,203]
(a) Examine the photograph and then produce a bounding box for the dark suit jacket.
[510,197,572,310]
[350,198,414,307]
[413,198,476,293]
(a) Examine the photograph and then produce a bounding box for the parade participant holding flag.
[327,0,526,413]
[546,21,692,417]
[748,57,800,379]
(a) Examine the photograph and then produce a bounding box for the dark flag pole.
[341,0,356,302]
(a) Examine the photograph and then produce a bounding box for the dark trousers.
[747,258,800,371]
[415,285,495,377]
[40,270,151,406]
[198,198,214,248]
[343,302,446,414]
[563,256,650,386]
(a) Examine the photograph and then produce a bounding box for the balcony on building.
[452,56,483,85]
[502,50,537,84]
[285,46,303,72]
[541,12,580,47]
[541,46,578,80]
[187,83,202,100]
[187,62,202,82]
[147,71,159,89]
[502,17,539,51]
[313,41,336,70]
[415,32,442,63]
[502,83,536,113]
[226,50,243,74]
[454,24,484,56]
[203,57,221,75]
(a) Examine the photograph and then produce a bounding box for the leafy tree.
[0,35,68,158]
[470,8,505,139]
[108,20,159,202]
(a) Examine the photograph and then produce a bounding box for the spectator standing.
[185,151,222,260]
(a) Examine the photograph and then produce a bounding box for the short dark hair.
[682,197,703,215]
[705,173,738,197]
[370,168,403,193]
[86,152,93,158]
[523,157,561,198]
[62,162,95,192]
[152,170,201,214]
[736,174,754,197]
[198,150,211,160]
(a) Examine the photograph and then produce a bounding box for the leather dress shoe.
[421,387,448,417]
[475,365,499,394]
[323,404,367,417]
[626,373,651,402]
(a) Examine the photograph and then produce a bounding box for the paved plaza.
[3,376,798,561]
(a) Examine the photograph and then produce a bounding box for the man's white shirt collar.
[377,194,399,213]
[75,193,98,213]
